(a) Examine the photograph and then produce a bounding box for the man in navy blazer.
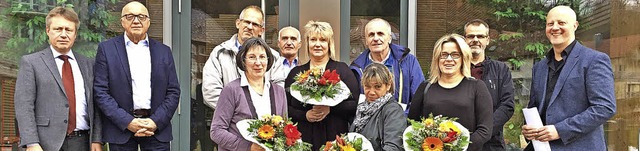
[93,1,180,150]
[522,6,616,151]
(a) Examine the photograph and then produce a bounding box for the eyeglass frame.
[245,55,269,63]
[464,34,488,39]
[239,19,264,28]
[439,52,462,59]
[121,14,149,22]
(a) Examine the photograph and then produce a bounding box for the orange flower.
[257,125,275,140]
[323,141,333,151]
[422,137,444,151]
[297,70,311,83]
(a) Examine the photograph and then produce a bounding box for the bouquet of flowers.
[320,133,373,151]
[237,115,312,151]
[290,67,351,106]
[403,114,470,151]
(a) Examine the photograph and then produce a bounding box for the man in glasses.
[463,19,515,151]
[93,1,180,150]
[15,6,103,151]
[202,5,284,110]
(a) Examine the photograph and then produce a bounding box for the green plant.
[503,101,526,147]
[0,0,119,61]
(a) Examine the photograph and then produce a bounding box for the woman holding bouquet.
[210,38,288,151]
[408,34,493,151]
[350,63,407,150]
[284,20,360,151]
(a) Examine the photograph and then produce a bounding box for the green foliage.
[498,33,524,41]
[503,101,526,147]
[0,0,119,62]
[525,42,550,59]
[508,58,525,70]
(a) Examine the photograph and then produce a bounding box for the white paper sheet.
[522,107,552,151]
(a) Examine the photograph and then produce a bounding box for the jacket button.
[65,104,69,107]
[64,120,67,123]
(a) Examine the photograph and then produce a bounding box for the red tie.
[60,55,76,135]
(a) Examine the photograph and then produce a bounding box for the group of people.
[14,2,616,151]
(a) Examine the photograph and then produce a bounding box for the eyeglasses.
[239,19,263,28]
[440,52,462,59]
[122,14,149,21]
[245,55,268,63]
[465,34,487,39]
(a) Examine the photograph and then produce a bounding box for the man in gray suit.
[14,6,102,151]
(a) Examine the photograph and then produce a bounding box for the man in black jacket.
[464,19,515,151]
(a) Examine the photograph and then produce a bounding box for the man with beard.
[464,19,515,151]
[202,5,285,110]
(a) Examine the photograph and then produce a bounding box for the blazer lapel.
[548,43,583,107]
[40,48,68,97]
[536,59,550,112]
[115,35,132,82]
[149,39,160,107]
[74,53,92,103]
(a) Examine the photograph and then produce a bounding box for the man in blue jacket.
[350,18,424,113]
[464,19,515,151]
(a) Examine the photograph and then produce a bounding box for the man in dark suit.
[15,6,102,151]
[93,1,180,150]
[522,5,616,151]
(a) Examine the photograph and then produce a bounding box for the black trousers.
[60,133,89,151]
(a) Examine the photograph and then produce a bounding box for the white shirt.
[240,76,271,119]
[124,33,152,110]
[51,46,89,131]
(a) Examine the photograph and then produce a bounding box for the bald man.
[522,5,615,151]
[94,1,180,150]
[350,18,424,114]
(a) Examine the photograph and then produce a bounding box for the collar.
[235,37,242,50]
[368,50,391,64]
[283,57,298,65]
[50,45,75,60]
[124,32,149,47]
[240,75,271,88]
[546,40,577,63]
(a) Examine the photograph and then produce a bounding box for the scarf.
[352,93,393,132]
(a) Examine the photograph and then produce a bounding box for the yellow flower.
[311,67,322,76]
[261,114,272,120]
[438,121,461,134]
[422,137,444,151]
[258,125,275,140]
[338,144,356,151]
[423,118,434,127]
[271,115,283,125]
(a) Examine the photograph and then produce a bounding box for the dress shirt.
[124,34,152,110]
[51,46,89,131]
[282,57,298,76]
[240,76,271,119]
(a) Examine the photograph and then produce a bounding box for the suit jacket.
[94,35,180,143]
[527,42,616,151]
[15,48,102,150]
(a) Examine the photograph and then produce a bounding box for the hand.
[521,125,560,142]
[127,118,146,133]
[534,125,560,142]
[306,110,322,122]
[521,125,538,141]
[312,105,330,121]
[134,128,155,137]
[26,144,43,151]
[250,143,265,151]
[91,143,103,151]
[138,118,157,132]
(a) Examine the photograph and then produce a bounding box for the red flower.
[442,131,458,143]
[321,70,341,85]
[284,124,301,139]
[286,137,297,146]
[319,77,328,86]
